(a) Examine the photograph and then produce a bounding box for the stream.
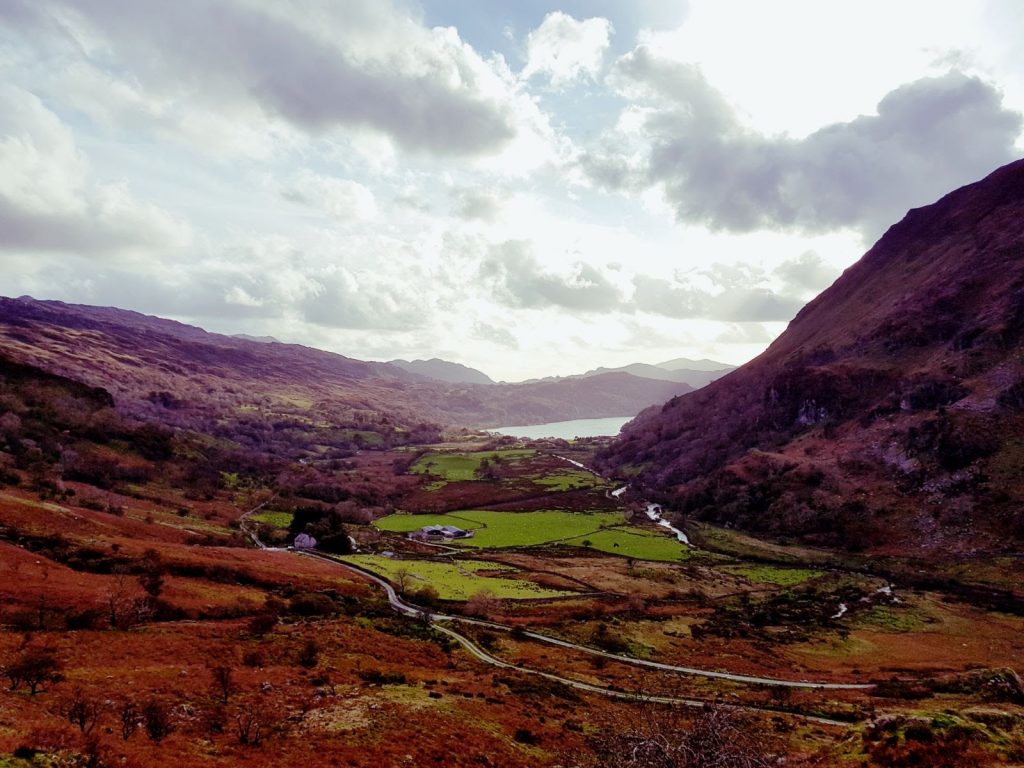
[645,502,693,547]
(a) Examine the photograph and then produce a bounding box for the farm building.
[293,533,318,550]
[412,524,473,541]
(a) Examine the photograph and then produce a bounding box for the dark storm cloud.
[9,0,516,157]
[481,240,622,312]
[598,47,1023,238]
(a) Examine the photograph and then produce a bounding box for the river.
[489,415,633,440]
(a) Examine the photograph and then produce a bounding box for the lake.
[489,416,634,440]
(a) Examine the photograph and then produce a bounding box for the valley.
[1,402,1022,765]
[2,161,1024,766]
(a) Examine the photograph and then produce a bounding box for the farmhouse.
[293,533,318,550]
[412,524,473,541]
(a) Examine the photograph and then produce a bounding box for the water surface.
[490,416,633,440]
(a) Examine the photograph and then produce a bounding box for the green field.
[410,449,536,482]
[719,564,824,586]
[530,469,606,491]
[341,555,571,600]
[375,509,624,548]
[564,527,693,562]
[251,510,294,528]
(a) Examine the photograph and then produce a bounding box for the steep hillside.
[0,298,689,434]
[599,159,1024,554]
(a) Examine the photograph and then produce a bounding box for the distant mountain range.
[599,158,1024,555]
[575,360,734,389]
[384,355,734,392]
[0,297,695,432]
[389,358,496,386]
[454,357,735,390]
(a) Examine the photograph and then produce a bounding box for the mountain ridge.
[0,296,693,431]
[598,158,1024,555]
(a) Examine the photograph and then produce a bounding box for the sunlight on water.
[489,416,633,439]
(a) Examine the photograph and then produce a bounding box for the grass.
[251,510,294,528]
[410,449,535,482]
[530,469,605,491]
[375,509,624,548]
[564,527,693,562]
[690,522,835,565]
[341,555,571,600]
[854,603,931,632]
[720,564,824,586]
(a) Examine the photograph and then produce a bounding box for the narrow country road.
[304,552,873,691]
[239,502,871,727]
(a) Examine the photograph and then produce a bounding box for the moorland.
[2,160,1024,767]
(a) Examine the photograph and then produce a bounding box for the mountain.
[0,297,689,434]
[389,358,495,385]
[579,361,734,389]
[463,373,692,426]
[598,159,1024,554]
[656,357,736,372]
[232,333,280,344]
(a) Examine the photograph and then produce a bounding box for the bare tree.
[119,700,140,741]
[5,645,64,695]
[103,568,150,629]
[142,699,175,743]
[209,664,236,704]
[394,567,411,595]
[234,697,276,746]
[61,687,102,734]
[465,589,500,619]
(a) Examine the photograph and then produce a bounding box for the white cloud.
[0,84,191,256]
[282,172,378,223]
[4,0,534,159]
[2,1,1023,381]
[592,48,1022,239]
[521,12,612,87]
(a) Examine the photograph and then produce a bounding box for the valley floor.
[2,439,1023,766]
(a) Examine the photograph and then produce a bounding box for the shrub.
[5,646,64,695]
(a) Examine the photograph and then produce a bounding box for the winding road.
[239,496,871,727]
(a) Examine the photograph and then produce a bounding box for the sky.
[1,1,1022,382]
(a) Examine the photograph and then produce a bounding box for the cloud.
[716,323,776,345]
[774,251,841,295]
[301,267,423,331]
[472,320,519,349]
[452,188,503,221]
[595,47,1023,238]
[521,12,612,87]
[631,274,804,322]
[282,172,377,222]
[8,0,524,158]
[14,239,429,333]
[481,240,622,312]
[0,84,191,255]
